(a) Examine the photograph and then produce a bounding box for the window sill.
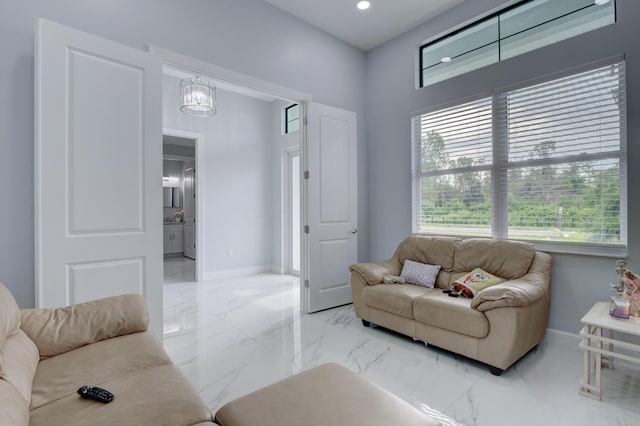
[412,231,627,258]
[524,241,627,258]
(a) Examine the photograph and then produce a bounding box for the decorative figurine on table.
[611,259,627,295]
[622,270,640,317]
[609,259,631,318]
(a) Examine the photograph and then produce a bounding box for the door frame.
[163,127,204,282]
[149,47,313,312]
[282,147,301,276]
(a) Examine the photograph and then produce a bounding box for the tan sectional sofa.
[350,236,552,375]
[0,281,214,426]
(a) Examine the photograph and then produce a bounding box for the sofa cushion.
[1,330,38,405]
[413,292,489,339]
[400,260,441,288]
[453,238,535,280]
[396,235,460,271]
[30,331,170,409]
[363,284,433,319]
[21,294,149,358]
[0,380,29,426]
[29,364,214,426]
[0,281,22,374]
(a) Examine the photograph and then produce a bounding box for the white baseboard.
[546,328,580,341]
[203,265,299,280]
[271,265,286,274]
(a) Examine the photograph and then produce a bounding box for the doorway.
[285,149,301,275]
[162,61,306,283]
[162,130,203,283]
[154,48,357,314]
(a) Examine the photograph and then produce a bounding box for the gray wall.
[0,0,367,308]
[365,0,640,333]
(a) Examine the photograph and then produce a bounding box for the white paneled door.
[35,19,164,338]
[306,103,357,313]
[183,167,196,260]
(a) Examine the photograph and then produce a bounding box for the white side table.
[579,301,640,400]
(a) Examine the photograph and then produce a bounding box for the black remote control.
[77,386,114,403]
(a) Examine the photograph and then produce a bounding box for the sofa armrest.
[20,294,149,358]
[349,258,401,286]
[471,252,551,312]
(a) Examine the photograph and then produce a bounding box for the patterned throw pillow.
[452,268,504,297]
[400,260,441,288]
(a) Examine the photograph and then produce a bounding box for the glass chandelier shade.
[180,76,216,117]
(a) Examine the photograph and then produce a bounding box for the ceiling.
[262,0,466,51]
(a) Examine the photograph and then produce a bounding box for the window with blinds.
[412,60,626,251]
[412,97,493,236]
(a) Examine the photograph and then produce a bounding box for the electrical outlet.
[228,248,233,256]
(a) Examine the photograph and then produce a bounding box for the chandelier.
[180,76,216,117]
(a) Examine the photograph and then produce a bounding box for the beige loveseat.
[0,282,214,425]
[350,236,552,375]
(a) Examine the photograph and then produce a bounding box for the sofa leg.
[362,320,371,327]
[489,366,504,376]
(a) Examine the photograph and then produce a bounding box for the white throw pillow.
[400,260,441,288]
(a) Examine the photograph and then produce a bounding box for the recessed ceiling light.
[357,1,370,11]
[441,56,452,63]
[594,0,610,5]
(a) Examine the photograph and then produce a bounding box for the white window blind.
[412,97,493,236]
[498,62,626,245]
[412,60,626,252]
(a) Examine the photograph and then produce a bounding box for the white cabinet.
[163,224,184,254]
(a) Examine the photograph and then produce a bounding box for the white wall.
[364,0,640,333]
[163,74,274,274]
[0,0,367,308]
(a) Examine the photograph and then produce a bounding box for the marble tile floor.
[164,255,195,283]
[163,273,640,426]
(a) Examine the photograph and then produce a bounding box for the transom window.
[411,60,626,254]
[285,104,300,134]
[419,0,616,88]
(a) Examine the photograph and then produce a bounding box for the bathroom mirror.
[163,187,181,208]
[172,187,180,208]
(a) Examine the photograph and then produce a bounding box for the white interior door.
[183,167,196,260]
[35,19,163,338]
[306,102,357,313]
